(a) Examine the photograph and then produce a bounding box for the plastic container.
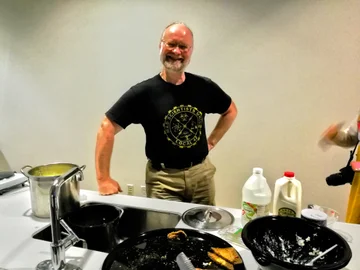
[241,167,272,226]
[301,208,328,226]
[308,204,339,229]
[273,171,302,217]
[218,225,248,249]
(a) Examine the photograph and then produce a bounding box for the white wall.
[0,1,13,139]
[1,0,359,221]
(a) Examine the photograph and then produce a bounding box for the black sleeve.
[105,87,142,129]
[204,78,232,114]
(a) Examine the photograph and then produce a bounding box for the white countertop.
[0,186,359,270]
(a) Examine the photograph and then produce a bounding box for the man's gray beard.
[163,60,185,72]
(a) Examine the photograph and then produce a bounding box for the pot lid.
[181,206,234,230]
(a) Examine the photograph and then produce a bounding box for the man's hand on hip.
[98,178,122,195]
[208,142,214,151]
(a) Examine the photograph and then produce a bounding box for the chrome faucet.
[36,165,86,270]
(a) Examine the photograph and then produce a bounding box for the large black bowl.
[241,216,352,270]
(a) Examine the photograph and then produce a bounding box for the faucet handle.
[59,219,87,249]
[78,238,88,249]
[59,219,82,249]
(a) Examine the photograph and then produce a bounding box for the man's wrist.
[207,139,215,150]
[97,175,110,183]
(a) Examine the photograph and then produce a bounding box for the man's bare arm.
[207,100,237,150]
[95,116,123,194]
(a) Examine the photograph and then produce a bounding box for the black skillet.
[102,228,246,270]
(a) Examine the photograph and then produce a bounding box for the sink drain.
[36,260,82,270]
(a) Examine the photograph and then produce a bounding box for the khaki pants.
[145,157,216,205]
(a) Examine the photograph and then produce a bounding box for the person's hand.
[323,122,344,140]
[98,178,122,195]
[318,122,344,150]
[208,140,215,151]
[208,143,214,151]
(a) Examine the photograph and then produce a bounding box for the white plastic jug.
[273,171,302,217]
[241,167,272,226]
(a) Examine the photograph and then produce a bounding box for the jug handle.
[20,165,33,176]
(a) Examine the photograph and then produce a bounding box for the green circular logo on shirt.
[163,105,203,148]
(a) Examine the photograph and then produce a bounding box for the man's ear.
[159,42,164,55]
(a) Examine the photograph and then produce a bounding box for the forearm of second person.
[332,130,358,148]
[207,101,237,149]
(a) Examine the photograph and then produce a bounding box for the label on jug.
[242,201,269,221]
[278,207,296,217]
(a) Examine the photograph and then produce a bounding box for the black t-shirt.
[105,72,232,163]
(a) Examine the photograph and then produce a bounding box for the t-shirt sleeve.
[204,79,232,114]
[105,87,142,129]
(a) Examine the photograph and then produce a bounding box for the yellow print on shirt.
[163,105,203,148]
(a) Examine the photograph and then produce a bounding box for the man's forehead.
[168,25,188,35]
[162,23,193,41]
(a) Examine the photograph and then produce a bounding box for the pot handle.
[20,165,32,177]
[75,165,86,182]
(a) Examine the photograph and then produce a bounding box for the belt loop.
[160,163,165,169]
[190,162,193,167]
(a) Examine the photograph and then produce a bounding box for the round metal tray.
[182,206,235,230]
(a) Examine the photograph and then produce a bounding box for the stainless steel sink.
[32,201,181,253]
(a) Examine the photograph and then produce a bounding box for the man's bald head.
[161,21,194,41]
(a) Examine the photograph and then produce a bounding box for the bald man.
[95,22,237,205]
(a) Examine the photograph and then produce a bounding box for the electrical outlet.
[127,184,134,196]
[140,185,146,197]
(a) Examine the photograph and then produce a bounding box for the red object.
[351,161,360,172]
[284,171,295,177]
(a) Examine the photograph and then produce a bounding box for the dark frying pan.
[102,228,246,270]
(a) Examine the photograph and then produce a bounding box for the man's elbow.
[223,100,237,119]
[97,117,122,140]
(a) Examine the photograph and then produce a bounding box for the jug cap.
[253,167,263,174]
[284,171,295,177]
